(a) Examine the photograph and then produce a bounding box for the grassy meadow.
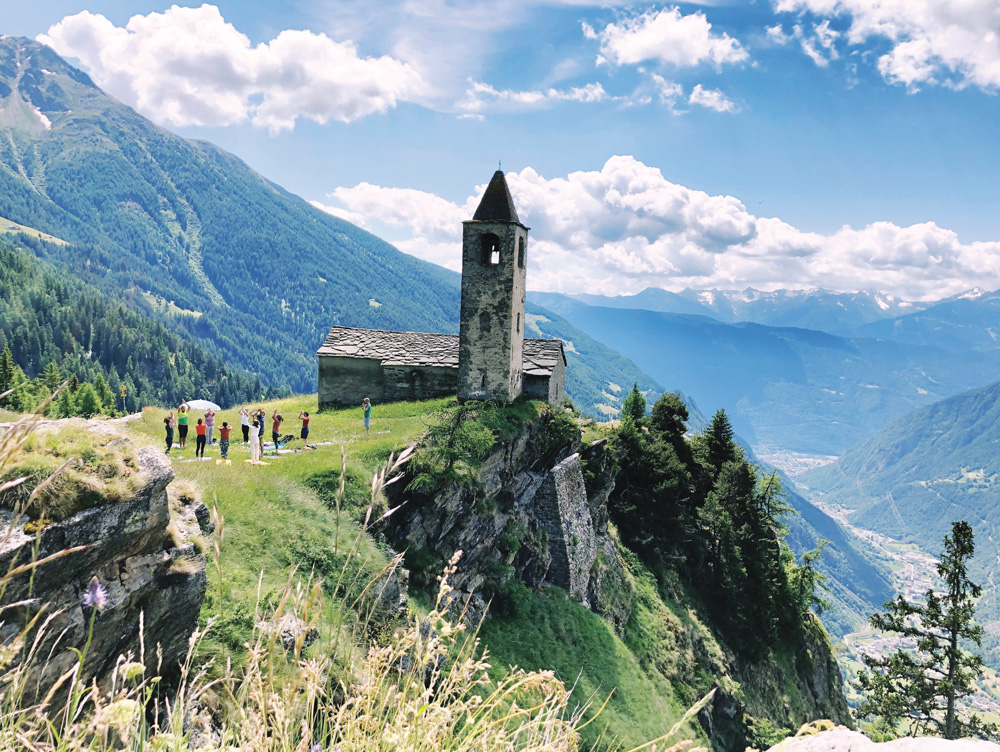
[128,395,452,662]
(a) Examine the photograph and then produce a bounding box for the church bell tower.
[458,170,528,402]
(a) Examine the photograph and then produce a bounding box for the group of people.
[164,402,310,462]
[162,398,373,463]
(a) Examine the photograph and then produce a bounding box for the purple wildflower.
[309,745,322,752]
[82,576,108,610]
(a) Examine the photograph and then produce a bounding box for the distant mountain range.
[530,292,1000,454]
[565,287,925,334]
[0,37,656,418]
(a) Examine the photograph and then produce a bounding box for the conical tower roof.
[472,170,520,223]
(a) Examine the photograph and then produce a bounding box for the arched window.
[481,233,501,266]
[518,237,525,268]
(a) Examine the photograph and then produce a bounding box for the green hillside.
[0,237,272,410]
[113,395,848,751]
[800,380,1000,662]
[0,37,458,394]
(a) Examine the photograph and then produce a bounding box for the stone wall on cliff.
[385,408,632,628]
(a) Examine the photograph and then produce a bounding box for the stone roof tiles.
[317,325,564,376]
[317,326,460,368]
[472,171,520,224]
[522,338,566,376]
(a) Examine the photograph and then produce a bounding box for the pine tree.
[74,383,102,418]
[41,361,62,393]
[706,408,737,471]
[92,371,115,412]
[56,386,75,418]
[650,391,689,441]
[621,382,646,423]
[0,345,15,400]
[856,521,997,740]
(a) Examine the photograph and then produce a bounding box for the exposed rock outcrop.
[0,442,208,704]
[386,409,630,626]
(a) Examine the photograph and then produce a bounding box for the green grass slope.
[116,395,852,751]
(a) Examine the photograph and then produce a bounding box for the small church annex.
[317,170,567,408]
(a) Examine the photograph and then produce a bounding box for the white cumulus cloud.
[37,4,425,132]
[586,7,749,68]
[318,155,1000,299]
[457,80,610,115]
[776,0,1000,91]
[688,84,737,112]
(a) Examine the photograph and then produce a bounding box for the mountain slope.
[800,380,1000,655]
[530,292,1000,454]
[852,289,1000,352]
[0,37,459,394]
[0,237,270,409]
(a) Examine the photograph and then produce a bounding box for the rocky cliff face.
[0,436,208,704]
[386,408,853,751]
[386,409,631,627]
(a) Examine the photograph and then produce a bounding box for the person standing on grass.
[249,419,261,464]
[195,418,207,458]
[177,401,189,448]
[256,408,266,453]
[204,408,216,445]
[299,411,310,443]
[271,410,283,454]
[219,421,231,459]
[362,397,371,435]
[240,407,250,443]
[164,411,176,454]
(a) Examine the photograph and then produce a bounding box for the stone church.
[317,170,567,408]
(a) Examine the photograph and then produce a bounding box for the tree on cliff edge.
[855,521,997,740]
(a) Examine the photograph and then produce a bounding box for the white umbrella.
[184,399,221,411]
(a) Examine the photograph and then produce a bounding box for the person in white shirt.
[249,419,261,463]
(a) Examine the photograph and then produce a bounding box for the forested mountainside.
[531,292,1000,454]
[0,238,274,411]
[800,380,1000,665]
[0,37,458,394]
[0,37,657,419]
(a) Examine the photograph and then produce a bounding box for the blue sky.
[9,1,1000,298]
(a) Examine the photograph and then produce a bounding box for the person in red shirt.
[299,411,310,442]
[271,410,283,454]
[195,418,207,458]
[219,421,231,460]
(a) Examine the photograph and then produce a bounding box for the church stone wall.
[381,365,457,402]
[319,357,458,408]
[319,356,384,408]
